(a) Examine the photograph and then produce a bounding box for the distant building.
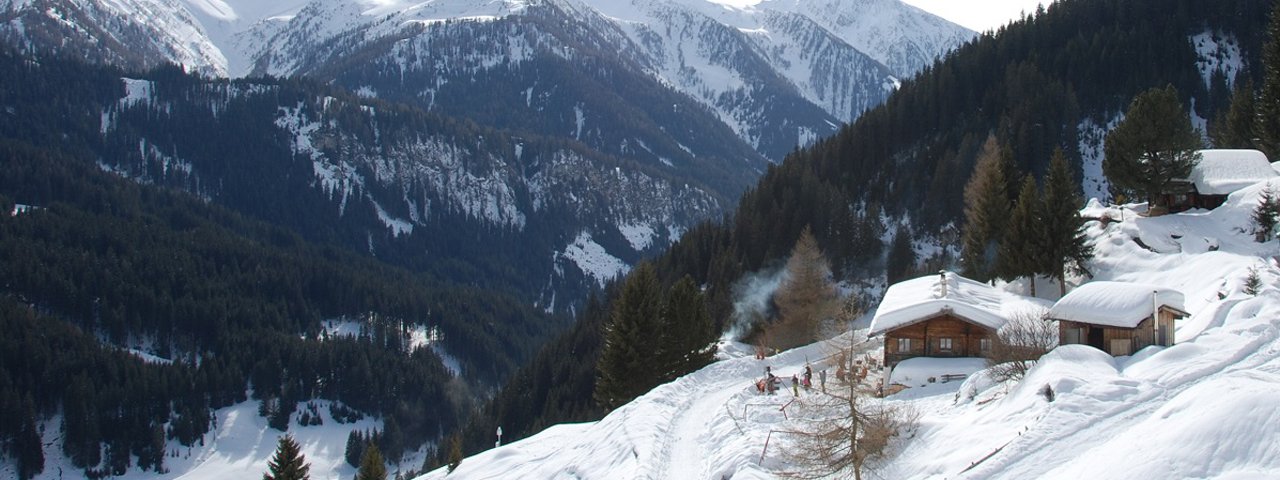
[1048,281,1188,356]
[870,271,1012,368]
[1163,149,1276,213]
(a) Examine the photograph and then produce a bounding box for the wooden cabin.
[870,271,1016,368]
[1162,149,1275,213]
[1048,282,1188,356]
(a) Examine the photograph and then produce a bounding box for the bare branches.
[985,308,1056,382]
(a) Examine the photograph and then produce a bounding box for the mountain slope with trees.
[452,0,1277,459]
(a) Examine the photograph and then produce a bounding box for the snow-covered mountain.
[411,181,1280,479]
[0,0,973,159]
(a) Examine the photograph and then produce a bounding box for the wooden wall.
[883,313,995,367]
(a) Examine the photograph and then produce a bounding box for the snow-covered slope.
[417,185,1280,479]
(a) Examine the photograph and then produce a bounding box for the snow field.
[420,182,1280,479]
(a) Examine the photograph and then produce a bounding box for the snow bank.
[888,357,986,387]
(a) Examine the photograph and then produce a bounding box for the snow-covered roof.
[869,271,1011,336]
[1048,282,1187,329]
[1189,149,1276,195]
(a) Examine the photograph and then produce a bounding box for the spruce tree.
[15,397,43,480]
[770,226,841,349]
[1256,2,1280,159]
[1040,149,1093,296]
[356,443,386,480]
[1252,186,1280,242]
[345,430,365,468]
[657,276,717,382]
[997,175,1043,296]
[1211,77,1256,149]
[594,262,662,409]
[886,224,917,285]
[263,434,310,480]
[961,135,1011,282]
[1103,85,1202,209]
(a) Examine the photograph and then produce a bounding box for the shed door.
[1109,339,1132,356]
[1088,327,1105,350]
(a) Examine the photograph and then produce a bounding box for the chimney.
[939,270,948,297]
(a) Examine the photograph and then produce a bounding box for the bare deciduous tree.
[985,308,1057,382]
[780,386,917,480]
[780,332,917,480]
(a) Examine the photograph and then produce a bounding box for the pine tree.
[594,262,662,409]
[1040,149,1093,296]
[657,276,718,382]
[356,443,386,480]
[263,434,310,480]
[1256,2,1280,159]
[997,175,1043,296]
[1103,85,1203,209]
[1211,77,1256,149]
[961,135,1011,282]
[770,226,841,349]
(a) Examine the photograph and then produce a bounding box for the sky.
[900,0,1058,32]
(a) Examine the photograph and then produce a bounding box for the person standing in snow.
[791,374,799,396]
[819,369,827,393]
[803,364,813,390]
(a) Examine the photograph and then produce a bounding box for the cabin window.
[939,337,953,351]
[896,338,912,353]
[979,338,992,353]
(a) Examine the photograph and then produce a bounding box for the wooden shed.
[870,271,1032,368]
[1048,282,1188,356]
[1162,149,1275,213]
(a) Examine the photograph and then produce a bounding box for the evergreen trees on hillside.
[998,175,1044,294]
[263,435,311,480]
[961,136,1012,282]
[1211,77,1257,149]
[0,136,563,475]
[594,263,663,410]
[1040,149,1094,296]
[1256,1,1280,159]
[594,263,720,409]
[1103,85,1203,208]
[657,277,718,383]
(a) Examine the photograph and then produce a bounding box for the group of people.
[755,363,826,396]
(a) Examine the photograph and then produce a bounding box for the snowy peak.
[1,0,229,75]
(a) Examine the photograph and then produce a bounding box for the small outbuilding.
[1048,281,1188,356]
[870,271,1015,368]
[1163,149,1276,213]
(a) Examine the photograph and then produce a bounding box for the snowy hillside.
[417,184,1280,479]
